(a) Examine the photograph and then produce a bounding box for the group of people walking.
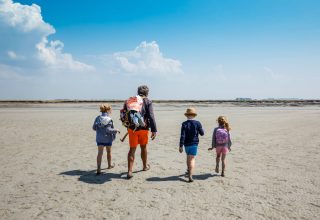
[92,85,232,182]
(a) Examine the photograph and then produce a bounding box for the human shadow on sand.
[59,169,124,184]
[146,173,217,183]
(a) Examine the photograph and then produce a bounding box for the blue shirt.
[92,113,117,144]
[179,119,204,147]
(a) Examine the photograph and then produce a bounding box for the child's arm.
[211,128,217,148]
[208,129,216,150]
[106,120,120,134]
[106,126,119,134]
[228,132,232,149]
[92,118,97,131]
[198,122,204,136]
[179,123,185,153]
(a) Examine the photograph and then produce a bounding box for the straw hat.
[184,107,197,116]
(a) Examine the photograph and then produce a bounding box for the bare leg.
[188,155,195,182]
[106,146,114,169]
[221,154,226,177]
[186,156,190,175]
[140,144,148,170]
[127,147,136,178]
[97,146,104,174]
[215,154,221,173]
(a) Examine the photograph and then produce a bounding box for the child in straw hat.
[179,107,204,182]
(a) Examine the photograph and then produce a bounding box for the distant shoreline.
[0,99,320,107]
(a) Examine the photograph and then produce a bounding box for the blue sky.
[0,0,319,99]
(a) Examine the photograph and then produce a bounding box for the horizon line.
[0,99,319,103]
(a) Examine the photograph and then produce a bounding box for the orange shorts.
[128,129,149,148]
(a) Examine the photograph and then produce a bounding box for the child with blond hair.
[208,116,232,177]
[92,104,120,175]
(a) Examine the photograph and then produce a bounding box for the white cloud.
[7,50,25,60]
[7,50,17,59]
[263,67,283,80]
[0,0,93,72]
[36,38,94,71]
[0,1,180,78]
[109,41,183,75]
[0,0,54,34]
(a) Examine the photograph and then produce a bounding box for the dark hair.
[137,85,149,97]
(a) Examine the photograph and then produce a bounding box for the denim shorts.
[96,142,112,147]
[184,145,198,156]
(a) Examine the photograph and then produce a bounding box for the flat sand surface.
[0,103,319,220]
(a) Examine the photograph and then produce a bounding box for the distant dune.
[0,99,320,107]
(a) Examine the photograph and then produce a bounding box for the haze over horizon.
[1,0,319,100]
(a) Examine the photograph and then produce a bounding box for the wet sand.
[0,103,319,219]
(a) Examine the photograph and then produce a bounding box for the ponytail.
[224,122,231,131]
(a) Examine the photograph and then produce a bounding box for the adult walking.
[122,85,157,179]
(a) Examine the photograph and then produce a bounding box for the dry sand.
[0,103,319,220]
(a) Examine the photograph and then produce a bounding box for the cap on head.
[137,85,149,97]
[184,107,197,117]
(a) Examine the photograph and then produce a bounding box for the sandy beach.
[0,103,319,220]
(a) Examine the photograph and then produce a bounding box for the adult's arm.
[147,101,157,132]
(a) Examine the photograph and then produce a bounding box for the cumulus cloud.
[107,41,183,75]
[36,38,94,71]
[0,0,180,77]
[0,0,93,73]
[0,1,184,99]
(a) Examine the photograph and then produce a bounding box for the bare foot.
[188,176,194,182]
[221,172,225,177]
[215,166,219,173]
[127,172,133,179]
[184,169,190,177]
[107,163,115,169]
[143,164,150,171]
